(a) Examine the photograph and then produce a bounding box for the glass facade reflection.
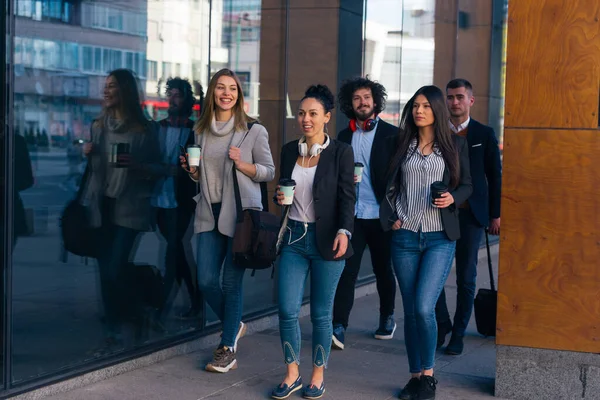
[1,0,508,395]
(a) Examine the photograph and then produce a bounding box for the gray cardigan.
[193,123,275,237]
[83,120,161,232]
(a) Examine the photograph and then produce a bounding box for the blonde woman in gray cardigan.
[180,69,275,373]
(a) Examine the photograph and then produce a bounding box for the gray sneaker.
[205,346,237,373]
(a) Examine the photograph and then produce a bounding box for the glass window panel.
[82,46,93,71]
[6,0,273,387]
[94,47,102,72]
[126,52,134,70]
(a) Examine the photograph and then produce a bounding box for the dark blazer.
[279,138,356,261]
[380,135,473,241]
[464,119,502,227]
[337,119,397,203]
[157,119,198,214]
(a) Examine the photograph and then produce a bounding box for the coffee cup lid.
[187,144,201,148]
[354,162,364,167]
[279,178,296,186]
[430,181,447,190]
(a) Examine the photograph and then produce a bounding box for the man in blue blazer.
[436,79,502,355]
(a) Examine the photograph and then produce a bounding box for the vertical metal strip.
[282,0,290,146]
[451,0,459,79]
[3,0,15,390]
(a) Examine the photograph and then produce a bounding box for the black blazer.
[380,135,473,241]
[464,119,502,227]
[279,139,356,260]
[337,119,397,203]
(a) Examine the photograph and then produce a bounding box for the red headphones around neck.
[350,116,378,132]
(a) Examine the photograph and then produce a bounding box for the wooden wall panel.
[504,0,600,129]
[497,128,600,352]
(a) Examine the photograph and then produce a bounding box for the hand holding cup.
[277,179,296,206]
[354,162,364,184]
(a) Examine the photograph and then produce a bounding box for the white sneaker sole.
[271,384,303,399]
[233,322,247,352]
[374,322,397,340]
[205,358,238,373]
[331,335,344,350]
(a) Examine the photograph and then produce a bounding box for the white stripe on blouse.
[395,139,445,233]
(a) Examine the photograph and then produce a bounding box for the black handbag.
[473,230,498,337]
[60,164,102,258]
[230,129,279,271]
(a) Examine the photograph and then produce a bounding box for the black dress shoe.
[436,320,452,349]
[445,334,464,355]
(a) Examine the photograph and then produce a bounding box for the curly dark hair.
[301,84,335,113]
[165,77,195,117]
[338,77,387,119]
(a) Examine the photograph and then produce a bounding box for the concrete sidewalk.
[43,245,502,400]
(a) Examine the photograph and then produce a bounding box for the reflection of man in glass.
[152,78,201,322]
[13,132,35,249]
[60,139,85,192]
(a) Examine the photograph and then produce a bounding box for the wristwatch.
[337,229,352,240]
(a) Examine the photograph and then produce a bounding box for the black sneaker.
[445,334,464,355]
[418,375,437,400]
[398,377,421,400]
[205,346,237,373]
[436,320,452,349]
[374,314,396,340]
[332,324,345,350]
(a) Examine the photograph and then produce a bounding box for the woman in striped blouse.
[380,85,472,400]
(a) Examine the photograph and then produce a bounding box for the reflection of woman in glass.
[82,69,160,347]
[180,69,275,373]
[271,85,355,400]
[380,85,472,400]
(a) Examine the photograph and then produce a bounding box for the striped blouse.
[395,139,445,233]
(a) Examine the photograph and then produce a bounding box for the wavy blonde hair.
[194,68,255,134]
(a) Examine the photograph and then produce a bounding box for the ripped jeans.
[277,220,345,368]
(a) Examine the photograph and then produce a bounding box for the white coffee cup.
[279,179,296,205]
[354,162,364,183]
[187,145,201,167]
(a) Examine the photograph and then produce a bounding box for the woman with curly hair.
[271,85,355,399]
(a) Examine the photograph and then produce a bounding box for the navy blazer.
[463,119,502,227]
[380,135,473,241]
[278,139,356,261]
[337,119,397,204]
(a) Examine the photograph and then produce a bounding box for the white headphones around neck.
[298,134,331,157]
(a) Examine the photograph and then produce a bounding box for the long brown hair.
[194,68,255,134]
[391,85,459,188]
[98,69,149,132]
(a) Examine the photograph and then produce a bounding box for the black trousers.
[435,209,484,336]
[156,207,199,316]
[333,218,396,329]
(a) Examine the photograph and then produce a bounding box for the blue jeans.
[196,203,246,348]
[278,220,345,368]
[435,209,484,336]
[392,229,456,373]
